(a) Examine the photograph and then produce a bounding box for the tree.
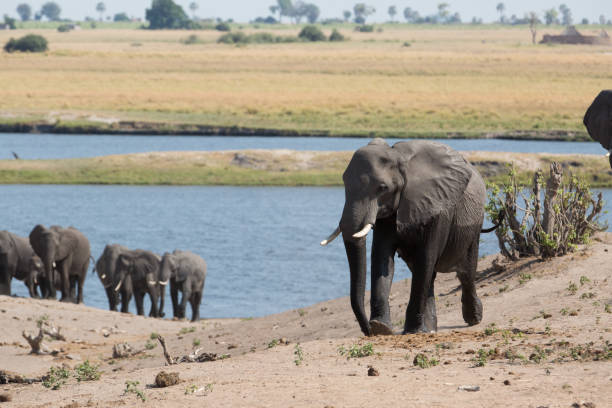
[388,6,397,22]
[343,10,351,22]
[16,3,32,21]
[559,4,572,26]
[403,7,420,23]
[303,3,320,24]
[40,2,61,21]
[270,5,279,21]
[113,12,130,22]
[599,15,606,25]
[189,2,198,19]
[276,0,294,24]
[145,0,190,29]
[496,2,505,23]
[96,2,106,22]
[353,3,375,24]
[437,3,450,22]
[528,12,538,44]
[544,8,558,25]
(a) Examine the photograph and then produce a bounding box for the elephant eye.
[378,183,389,193]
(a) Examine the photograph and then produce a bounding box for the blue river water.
[2,185,610,318]
[0,133,606,159]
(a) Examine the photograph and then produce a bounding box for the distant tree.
[3,15,17,29]
[40,2,61,21]
[471,16,483,25]
[388,6,397,22]
[276,0,294,24]
[96,2,106,22]
[145,0,190,29]
[528,12,538,44]
[437,3,450,22]
[298,25,326,41]
[4,34,48,52]
[403,7,420,23]
[447,12,461,24]
[16,3,32,21]
[559,4,572,26]
[496,3,505,23]
[544,8,558,25]
[599,15,606,25]
[113,12,130,22]
[343,10,351,22]
[303,3,320,24]
[269,5,280,22]
[189,2,198,19]
[353,3,375,24]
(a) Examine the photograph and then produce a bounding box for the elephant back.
[176,251,207,281]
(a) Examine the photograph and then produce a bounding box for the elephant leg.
[58,257,73,302]
[0,255,11,296]
[170,280,179,319]
[403,248,439,334]
[69,275,77,303]
[190,291,202,322]
[179,282,191,319]
[369,218,398,335]
[147,285,159,318]
[105,286,117,311]
[121,290,132,314]
[456,240,483,326]
[135,291,145,316]
[77,275,85,304]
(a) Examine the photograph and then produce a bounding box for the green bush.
[57,24,72,32]
[329,29,345,42]
[217,31,298,45]
[217,31,249,44]
[181,34,203,45]
[298,25,326,42]
[355,25,374,32]
[4,34,48,53]
[215,22,231,31]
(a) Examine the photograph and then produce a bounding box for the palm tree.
[190,2,199,20]
[496,3,505,23]
[388,6,397,22]
[96,2,106,22]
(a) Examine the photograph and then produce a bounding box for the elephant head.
[583,90,612,168]
[29,225,67,298]
[321,139,472,336]
[114,250,164,317]
[26,254,44,297]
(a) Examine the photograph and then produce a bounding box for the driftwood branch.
[157,335,175,365]
[156,335,229,365]
[22,328,47,355]
[41,323,66,341]
[112,343,145,359]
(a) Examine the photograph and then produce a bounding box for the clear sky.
[2,1,611,23]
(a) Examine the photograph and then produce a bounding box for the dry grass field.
[1,25,610,137]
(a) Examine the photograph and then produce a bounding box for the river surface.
[0,133,606,159]
[2,185,610,318]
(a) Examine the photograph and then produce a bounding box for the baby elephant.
[160,250,207,322]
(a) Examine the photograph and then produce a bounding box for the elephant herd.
[0,91,609,336]
[0,225,206,322]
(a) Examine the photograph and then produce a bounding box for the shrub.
[4,34,48,53]
[42,366,70,390]
[74,360,101,382]
[181,34,203,45]
[215,22,231,31]
[298,25,326,42]
[217,31,298,45]
[217,31,248,44]
[355,25,374,32]
[486,163,606,260]
[57,24,72,32]
[329,29,345,42]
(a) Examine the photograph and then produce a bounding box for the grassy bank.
[0,26,608,139]
[1,150,610,187]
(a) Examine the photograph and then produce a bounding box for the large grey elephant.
[583,90,612,168]
[95,244,134,312]
[0,231,44,297]
[321,139,492,336]
[29,225,90,303]
[113,249,164,318]
[160,250,207,321]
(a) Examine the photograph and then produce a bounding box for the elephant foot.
[403,312,437,334]
[60,296,75,303]
[369,319,394,336]
[462,297,483,326]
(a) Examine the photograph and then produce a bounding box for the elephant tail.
[90,255,97,274]
[481,209,504,234]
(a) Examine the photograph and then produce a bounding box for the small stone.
[0,394,12,402]
[155,371,180,388]
[457,385,480,392]
[490,377,495,381]
[65,354,81,361]
[280,338,289,345]
[465,349,475,354]
[227,344,238,350]
[503,380,511,386]
[367,366,379,376]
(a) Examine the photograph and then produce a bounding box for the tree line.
[6,1,612,28]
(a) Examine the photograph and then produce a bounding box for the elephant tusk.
[320,226,341,246]
[148,280,157,286]
[352,224,373,239]
[159,280,169,286]
[101,274,106,280]
[607,149,611,157]
[52,262,56,268]
[114,279,123,292]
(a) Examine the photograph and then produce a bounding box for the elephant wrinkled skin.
[95,244,134,312]
[160,250,207,322]
[29,225,90,303]
[0,231,44,297]
[322,139,489,336]
[583,90,612,168]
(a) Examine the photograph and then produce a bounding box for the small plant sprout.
[579,276,590,285]
[150,332,159,340]
[472,348,495,367]
[185,384,198,395]
[74,360,101,382]
[267,339,279,349]
[605,303,611,313]
[124,380,146,402]
[36,314,49,328]
[193,338,201,347]
[145,340,156,350]
[567,281,578,294]
[297,309,306,317]
[179,327,197,335]
[294,343,304,366]
[338,343,374,359]
[484,323,498,336]
[42,366,70,390]
[413,353,439,369]
[518,273,532,285]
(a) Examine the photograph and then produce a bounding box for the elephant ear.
[394,141,472,228]
[29,225,47,257]
[55,229,79,259]
[583,90,612,150]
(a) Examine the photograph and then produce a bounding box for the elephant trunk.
[343,239,372,336]
[42,253,56,299]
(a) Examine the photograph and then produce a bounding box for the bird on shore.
[11,151,19,160]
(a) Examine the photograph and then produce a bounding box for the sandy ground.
[1,235,611,407]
